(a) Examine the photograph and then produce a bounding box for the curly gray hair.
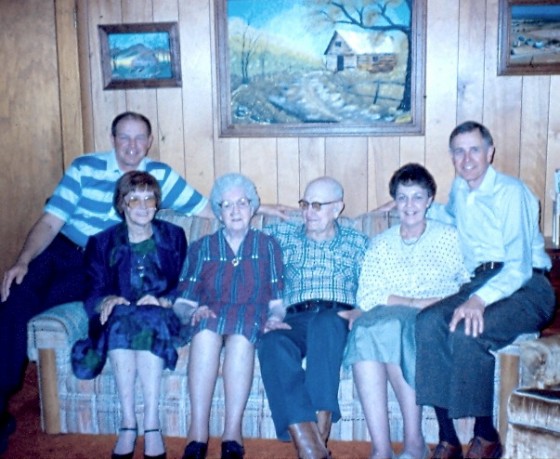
[209,173,261,219]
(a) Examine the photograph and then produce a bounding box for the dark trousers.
[415,270,555,419]
[257,307,348,441]
[0,234,86,414]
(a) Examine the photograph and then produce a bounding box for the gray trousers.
[415,270,555,418]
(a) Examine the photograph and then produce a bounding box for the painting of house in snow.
[324,30,397,73]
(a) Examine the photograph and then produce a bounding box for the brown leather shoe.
[465,436,502,459]
[288,422,329,459]
[431,441,463,459]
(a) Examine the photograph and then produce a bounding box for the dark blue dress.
[71,220,187,379]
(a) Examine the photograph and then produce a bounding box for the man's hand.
[373,200,396,212]
[449,295,485,337]
[1,212,64,302]
[191,305,217,326]
[100,295,130,325]
[258,204,297,220]
[338,308,362,330]
[2,262,28,302]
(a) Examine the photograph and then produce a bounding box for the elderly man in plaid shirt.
[258,176,368,459]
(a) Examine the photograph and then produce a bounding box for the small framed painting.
[98,22,182,89]
[498,0,560,75]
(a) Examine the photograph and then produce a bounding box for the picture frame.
[215,0,426,137]
[498,0,560,75]
[98,22,182,90]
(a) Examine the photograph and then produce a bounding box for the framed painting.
[498,0,560,75]
[98,22,182,90]
[215,0,426,137]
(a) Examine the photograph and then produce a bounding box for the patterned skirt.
[71,304,186,379]
[190,302,268,345]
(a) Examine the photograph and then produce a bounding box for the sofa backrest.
[157,208,398,244]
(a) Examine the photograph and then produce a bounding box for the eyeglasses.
[126,195,157,209]
[298,199,339,211]
[219,198,251,211]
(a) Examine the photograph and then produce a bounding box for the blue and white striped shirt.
[45,151,208,247]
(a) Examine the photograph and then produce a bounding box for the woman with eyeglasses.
[343,164,470,459]
[174,173,283,459]
[71,171,187,459]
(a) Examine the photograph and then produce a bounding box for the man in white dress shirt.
[415,121,555,459]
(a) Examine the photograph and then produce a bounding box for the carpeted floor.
[2,363,376,458]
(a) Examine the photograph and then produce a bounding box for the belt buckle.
[306,301,321,313]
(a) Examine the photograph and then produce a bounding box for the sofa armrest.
[520,334,560,389]
[27,301,88,361]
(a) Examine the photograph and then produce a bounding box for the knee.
[258,331,293,362]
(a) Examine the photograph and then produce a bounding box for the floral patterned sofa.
[27,209,535,444]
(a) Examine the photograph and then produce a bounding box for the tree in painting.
[310,0,414,111]
[226,0,416,126]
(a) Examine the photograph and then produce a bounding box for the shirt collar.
[457,165,496,194]
[108,150,149,173]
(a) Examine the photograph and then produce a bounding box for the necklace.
[400,222,427,246]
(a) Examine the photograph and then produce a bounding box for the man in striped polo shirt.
[0,111,212,452]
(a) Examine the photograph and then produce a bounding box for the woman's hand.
[137,295,166,307]
[263,316,292,333]
[338,308,362,330]
[99,295,130,325]
[191,305,217,326]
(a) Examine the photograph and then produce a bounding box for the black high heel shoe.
[111,427,137,459]
[182,440,208,459]
[221,440,245,459]
[144,428,166,459]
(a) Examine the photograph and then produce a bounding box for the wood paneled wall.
[75,0,560,228]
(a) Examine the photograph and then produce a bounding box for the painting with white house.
[216,0,426,137]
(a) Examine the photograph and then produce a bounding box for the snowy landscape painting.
[215,0,426,137]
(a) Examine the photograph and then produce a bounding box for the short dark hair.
[111,112,152,137]
[389,163,437,199]
[114,171,161,217]
[449,121,494,148]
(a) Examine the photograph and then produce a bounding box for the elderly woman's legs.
[222,334,255,444]
[387,364,426,459]
[137,350,165,456]
[110,349,137,455]
[353,360,392,459]
[110,349,166,456]
[187,330,222,443]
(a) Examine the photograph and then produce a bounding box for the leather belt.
[286,300,354,315]
[474,262,547,276]
[474,262,503,275]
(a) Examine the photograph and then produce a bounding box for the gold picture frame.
[215,0,426,137]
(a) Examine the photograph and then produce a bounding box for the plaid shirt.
[266,221,368,307]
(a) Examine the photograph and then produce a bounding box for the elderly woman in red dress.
[174,173,283,459]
